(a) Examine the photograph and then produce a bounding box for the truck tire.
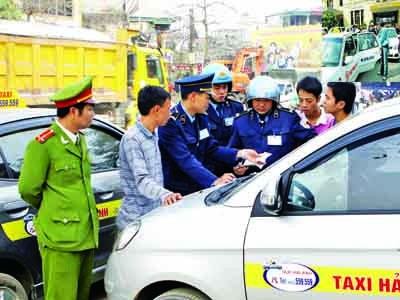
[0,273,28,300]
[154,288,211,300]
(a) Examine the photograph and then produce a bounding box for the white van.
[322,32,380,82]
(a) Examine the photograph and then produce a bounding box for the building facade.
[265,9,322,27]
[324,0,400,28]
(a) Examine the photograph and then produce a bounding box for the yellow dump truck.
[0,20,169,127]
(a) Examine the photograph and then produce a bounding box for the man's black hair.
[296,76,323,99]
[327,82,356,114]
[180,91,190,101]
[57,102,90,118]
[138,86,171,116]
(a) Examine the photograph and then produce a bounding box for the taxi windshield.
[204,174,256,206]
[322,37,343,67]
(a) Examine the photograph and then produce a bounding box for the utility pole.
[202,0,209,65]
[189,8,194,53]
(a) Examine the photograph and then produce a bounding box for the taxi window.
[0,127,120,179]
[83,127,120,172]
[0,128,43,179]
[358,33,378,51]
[287,129,400,213]
[0,150,7,178]
[322,37,342,67]
[146,56,165,85]
[343,36,356,58]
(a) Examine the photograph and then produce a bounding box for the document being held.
[241,152,271,169]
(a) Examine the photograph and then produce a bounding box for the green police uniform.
[18,77,98,300]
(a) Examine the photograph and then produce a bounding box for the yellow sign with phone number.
[0,91,26,109]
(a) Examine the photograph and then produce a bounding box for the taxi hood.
[142,175,256,219]
[144,187,216,218]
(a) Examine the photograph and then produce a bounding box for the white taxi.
[105,99,400,300]
[322,32,380,82]
[384,27,400,60]
[276,79,298,109]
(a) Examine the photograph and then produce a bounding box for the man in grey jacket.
[117,86,182,230]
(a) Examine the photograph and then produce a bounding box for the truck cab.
[125,44,169,128]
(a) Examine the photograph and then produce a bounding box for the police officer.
[202,63,244,175]
[19,77,98,300]
[202,63,244,144]
[158,73,258,196]
[228,76,316,173]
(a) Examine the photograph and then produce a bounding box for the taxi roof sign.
[0,91,26,109]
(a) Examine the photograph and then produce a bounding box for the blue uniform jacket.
[207,98,244,146]
[228,108,316,166]
[158,103,239,195]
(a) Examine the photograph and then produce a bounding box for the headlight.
[115,220,141,251]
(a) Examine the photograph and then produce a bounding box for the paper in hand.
[240,152,272,169]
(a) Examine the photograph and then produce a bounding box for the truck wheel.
[0,273,28,300]
[154,288,211,300]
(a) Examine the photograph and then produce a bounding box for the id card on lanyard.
[267,135,282,146]
[199,128,210,140]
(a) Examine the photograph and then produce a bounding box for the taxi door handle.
[97,191,114,201]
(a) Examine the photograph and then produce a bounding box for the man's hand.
[213,173,236,186]
[162,193,183,206]
[237,149,258,162]
[233,165,248,176]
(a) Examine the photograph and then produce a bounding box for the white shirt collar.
[56,120,79,144]
[299,109,331,127]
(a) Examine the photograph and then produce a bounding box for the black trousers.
[380,46,389,77]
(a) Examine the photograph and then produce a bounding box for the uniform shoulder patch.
[35,128,55,144]
[170,109,180,121]
[234,110,250,119]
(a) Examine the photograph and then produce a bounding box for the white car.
[276,79,297,109]
[105,99,400,300]
[322,32,380,82]
[383,27,400,60]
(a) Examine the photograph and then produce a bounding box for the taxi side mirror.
[259,175,283,215]
[344,55,353,65]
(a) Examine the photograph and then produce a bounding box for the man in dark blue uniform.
[228,76,316,173]
[202,63,244,176]
[158,73,258,196]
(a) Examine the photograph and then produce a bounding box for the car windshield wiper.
[205,174,255,206]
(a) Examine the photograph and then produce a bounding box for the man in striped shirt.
[117,86,182,230]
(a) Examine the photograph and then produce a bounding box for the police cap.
[175,73,213,96]
[50,76,96,108]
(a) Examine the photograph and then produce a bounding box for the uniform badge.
[61,136,69,144]
[23,214,36,236]
[179,115,186,125]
